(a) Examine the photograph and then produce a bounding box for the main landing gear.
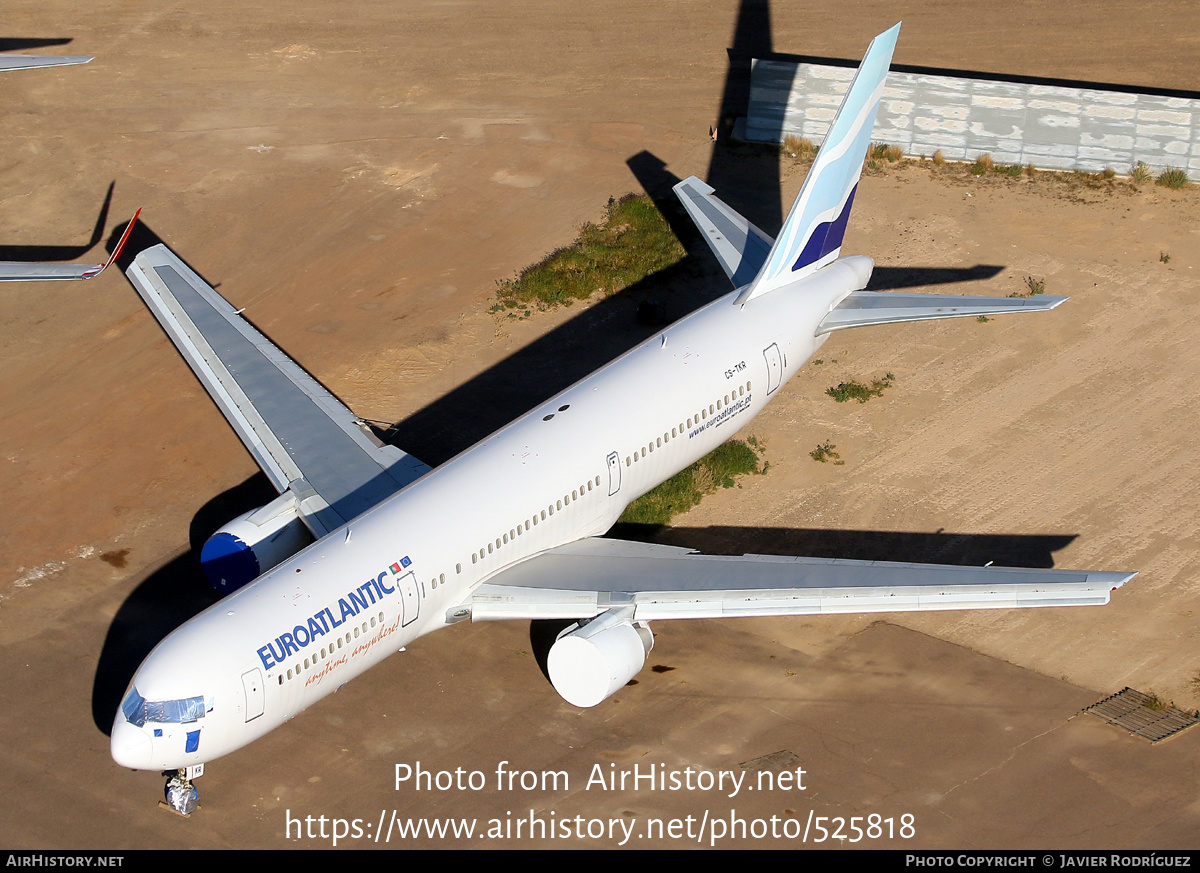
[162,764,203,816]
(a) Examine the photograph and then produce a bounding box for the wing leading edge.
[125,244,430,537]
[464,537,1134,622]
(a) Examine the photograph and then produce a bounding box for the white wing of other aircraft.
[0,209,141,282]
[110,23,1133,812]
[0,55,93,72]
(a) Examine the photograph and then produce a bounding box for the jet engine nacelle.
[547,608,653,707]
[200,491,312,593]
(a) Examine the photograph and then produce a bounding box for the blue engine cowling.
[200,494,312,593]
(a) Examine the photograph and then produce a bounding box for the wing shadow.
[0,181,113,262]
[0,38,75,52]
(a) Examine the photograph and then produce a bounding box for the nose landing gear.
[161,764,203,816]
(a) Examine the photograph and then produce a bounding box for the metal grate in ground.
[1084,687,1200,743]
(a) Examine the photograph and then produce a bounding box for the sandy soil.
[2,0,1200,850]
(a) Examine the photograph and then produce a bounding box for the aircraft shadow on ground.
[92,474,278,734]
[388,150,1004,466]
[0,181,113,262]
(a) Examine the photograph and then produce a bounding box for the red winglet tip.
[86,208,142,278]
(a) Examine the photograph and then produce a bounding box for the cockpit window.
[121,687,206,727]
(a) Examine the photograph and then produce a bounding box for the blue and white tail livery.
[109,24,1132,813]
[741,22,899,303]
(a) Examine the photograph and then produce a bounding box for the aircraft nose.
[110,718,153,770]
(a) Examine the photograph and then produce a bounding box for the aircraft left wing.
[125,244,431,537]
[463,537,1134,622]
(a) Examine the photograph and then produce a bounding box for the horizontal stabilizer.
[0,209,141,282]
[125,244,431,536]
[816,290,1067,335]
[465,537,1134,621]
[673,176,774,288]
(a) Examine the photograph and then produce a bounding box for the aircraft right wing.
[125,244,431,537]
[464,537,1135,622]
[815,289,1068,333]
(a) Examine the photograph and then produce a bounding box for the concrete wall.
[746,59,1200,175]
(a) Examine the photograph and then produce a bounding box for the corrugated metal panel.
[746,60,1200,175]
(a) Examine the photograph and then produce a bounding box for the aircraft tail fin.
[736,23,900,305]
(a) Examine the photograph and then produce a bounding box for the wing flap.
[466,537,1134,621]
[126,244,430,535]
[673,176,774,288]
[816,290,1068,335]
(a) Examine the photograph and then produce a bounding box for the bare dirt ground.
[3,0,1200,850]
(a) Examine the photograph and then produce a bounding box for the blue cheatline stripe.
[792,185,858,271]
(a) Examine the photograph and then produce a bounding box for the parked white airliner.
[107,24,1133,812]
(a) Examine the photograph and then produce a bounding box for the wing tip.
[82,208,142,279]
